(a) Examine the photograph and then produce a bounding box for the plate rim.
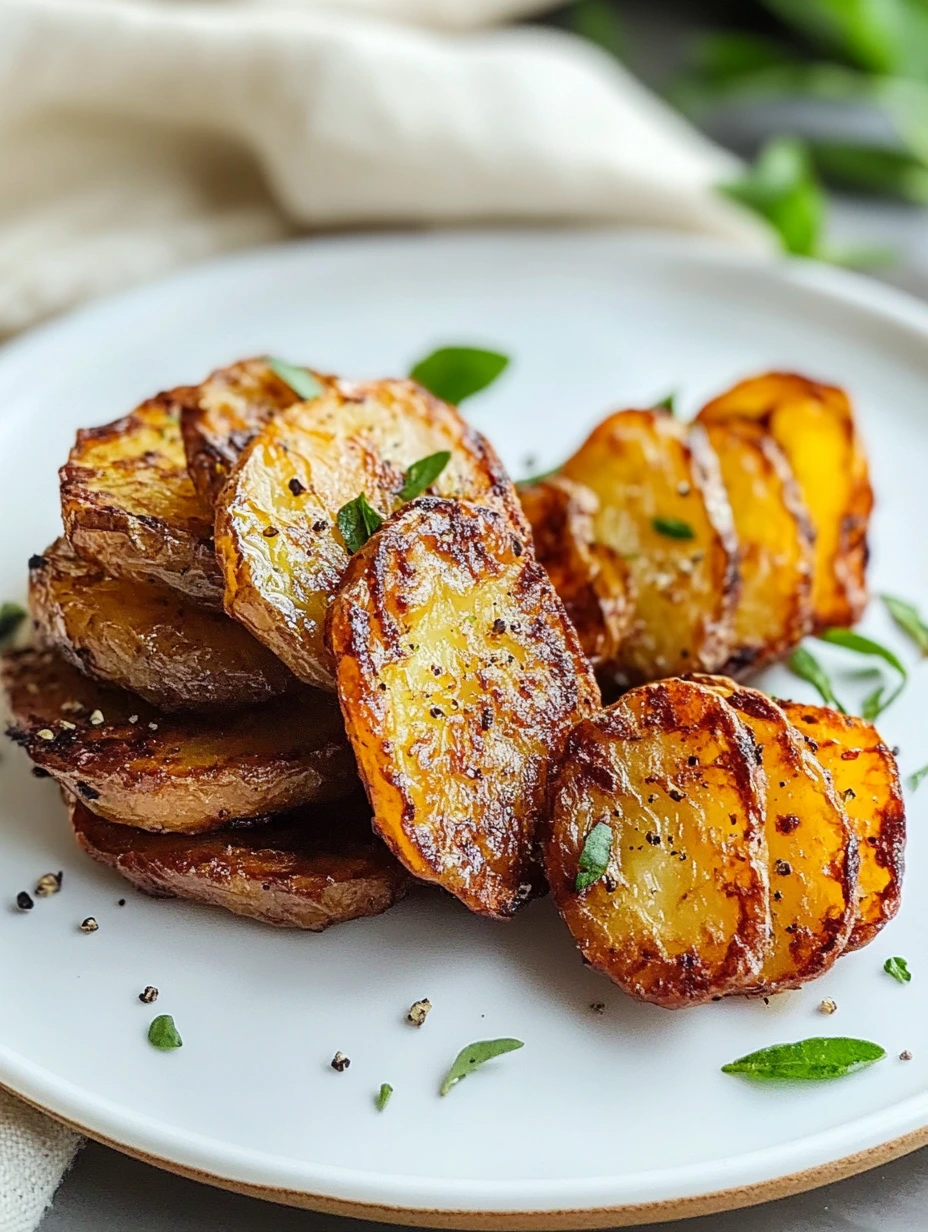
[3,226,928,1224]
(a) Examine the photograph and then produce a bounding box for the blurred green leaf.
[819,242,899,268]
[720,137,825,255]
[568,0,624,60]
[809,140,928,201]
[762,0,928,77]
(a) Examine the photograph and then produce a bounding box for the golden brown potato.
[697,373,873,630]
[3,648,356,833]
[517,477,633,669]
[781,702,904,951]
[60,390,224,607]
[560,409,739,684]
[702,419,814,675]
[695,677,857,991]
[68,794,410,931]
[29,539,295,712]
[216,378,527,690]
[327,498,600,919]
[545,678,770,1008]
[179,358,332,507]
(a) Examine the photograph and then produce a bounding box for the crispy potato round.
[560,409,739,684]
[3,649,356,833]
[60,390,224,607]
[68,795,410,931]
[695,677,858,991]
[781,702,904,951]
[327,497,600,919]
[697,373,873,630]
[517,477,633,669]
[180,358,331,507]
[702,419,814,675]
[216,378,527,690]
[29,539,295,712]
[546,679,769,1008]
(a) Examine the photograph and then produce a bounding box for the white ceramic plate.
[2,232,927,1229]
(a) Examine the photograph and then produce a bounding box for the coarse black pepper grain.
[16,891,33,911]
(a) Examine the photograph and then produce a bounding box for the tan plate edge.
[8,1082,928,1230]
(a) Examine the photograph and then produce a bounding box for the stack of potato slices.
[2,358,904,999]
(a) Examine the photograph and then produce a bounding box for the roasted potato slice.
[3,649,356,833]
[695,677,857,991]
[701,420,814,675]
[216,378,527,690]
[68,795,410,931]
[179,358,331,507]
[560,409,739,684]
[546,678,770,1008]
[29,539,295,712]
[327,498,600,918]
[697,373,873,630]
[781,702,904,951]
[60,389,224,607]
[517,477,633,669]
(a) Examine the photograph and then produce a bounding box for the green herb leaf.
[817,628,907,718]
[148,1014,183,1051]
[762,0,928,77]
[575,821,614,892]
[398,451,451,502]
[911,764,928,791]
[265,356,323,402]
[439,1038,524,1096]
[0,602,26,648]
[568,0,625,60]
[788,647,847,713]
[809,142,928,205]
[719,136,824,257]
[884,956,911,984]
[409,347,509,405]
[375,1082,393,1111]
[652,517,695,540]
[337,493,384,554]
[722,1036,885,1081]
[653,392,677,413]
[882,594,928,654]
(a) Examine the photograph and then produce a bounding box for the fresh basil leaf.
[788,647,847,713]
[0,602,26,648]
[652,517,695,540]
[409,347,509,405]
[882,594,928,654]
[568,0,625,60]
[439,1038,523,1096]
[720,137,824,257]
[653,392,677,413]
[809,142,928,205]
[375,1082,393,1111]
[910,763,928,791]
[398,451,451,502]
[884,956,911,984]
[763,0,928,77]
[817,628,907,718]
[575,821,614,892]
[148,1014,183,1050]
[337,493,384,554]
[722,1036,885,1081]
[265,356,323,402]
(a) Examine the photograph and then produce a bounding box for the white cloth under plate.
[0,1091,80,1232]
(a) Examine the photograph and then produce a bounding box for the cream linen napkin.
[0,0,770,1226]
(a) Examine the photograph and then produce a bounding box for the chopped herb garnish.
[652,517,694,540]
[439,1038,523,1096]
[788,647,846,713]
[0,602,26,648]
[265,356,322,401]
[399,452,451,501]
[881,594,928,655]
[653,392,677,413]
[375,1082,393,1111]
[817,628,907,719]
[337,493,384,554]
[148,1014,182,1050]
[722,1037,885,1081]
[884,956,911,984]
[409,347,509,405]
[911,764,928,791]
[575,821,613,891]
